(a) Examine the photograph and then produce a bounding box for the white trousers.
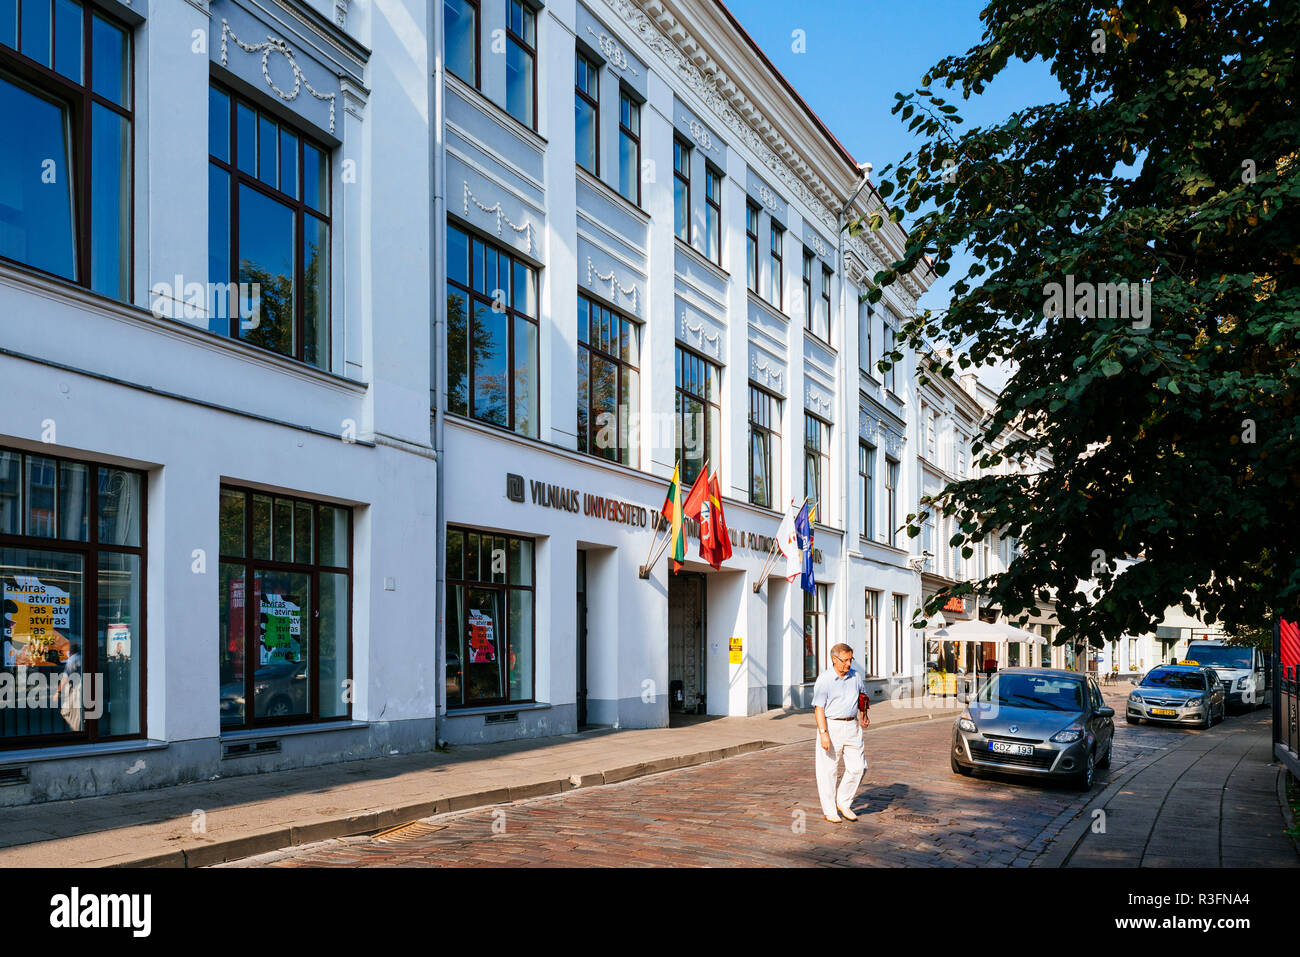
[815,719,867,818]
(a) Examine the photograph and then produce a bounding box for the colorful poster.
[728,636,743,664]
[107,623,131,659]
[468,610,497,664]
[260,593,302,663]
[3,575,72,666]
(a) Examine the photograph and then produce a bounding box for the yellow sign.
[1179,659,1199,666]
[728,636,742,664]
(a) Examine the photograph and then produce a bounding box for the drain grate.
[374,821,443,843]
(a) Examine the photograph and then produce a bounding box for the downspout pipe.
[431,0,449,746]
[838,165,871,664]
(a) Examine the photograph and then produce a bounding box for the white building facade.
[0,0,440,804]
[434,0,933,741]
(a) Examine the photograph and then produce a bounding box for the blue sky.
[723,0,1062,321]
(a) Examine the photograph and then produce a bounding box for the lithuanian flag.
[661,463,687,573]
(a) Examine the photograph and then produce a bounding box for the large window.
[574,51,598,175]
[0,1,131,299]
[209,84,331,368]
[892,594,905,674]
[445,223,539,437]
[803,583,827,684]
[883,318,897,392]
[673,137,690,242]
[618,89,640,205]
[748,384,780,509]
[445,527,534,707]
[0,448,145,748]
[859,298,873,375]
[864,590,880,677]
[884,457,899,546]
[859,441,875,539]
[444,0,478,86]
[802,250,814,329]
[815,266,832,342]
[704,164,721,264]
[218,487,351,730]
[745,203,759,293]
[804,414,830,524]
[675,346,720,489]
[768,223,784,310]
[504,0,535,129]
[577,293,640,466]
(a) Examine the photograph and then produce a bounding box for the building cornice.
[602,0,926,304]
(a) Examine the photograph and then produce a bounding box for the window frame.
[217,485,353,733]
[748,383,780,509]
[0,446,148,750]
[892,593,905,675]
[884,456,899,547]
[864,589,880,677]
[858,298,873,376]
[804,413,831,524]
[574,49,599,176]
[675,345,721,489]
[445,526,536,709]
[444,0,481,88]
[745,202,759,294]
[504,0,537,131]
[768,222,784,311]
[444,220,541,437]
[858,440,875,540]
[804,582,827,684]
[617,86,641,206]
[673,136,691,243]
[704,163,722,265]
[577,292,641,468]
[208,81,333,368]
[818,265,833,343]
[0,1,135,299]
[802,250,814,330]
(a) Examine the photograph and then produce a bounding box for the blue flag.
[794,503,815,594]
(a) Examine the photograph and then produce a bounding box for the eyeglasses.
[833,655,853,664]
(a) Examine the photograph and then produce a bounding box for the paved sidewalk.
[1037,710,1298,867]
[0,693,960,867]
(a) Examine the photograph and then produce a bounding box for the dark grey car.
[950,668,1115,790]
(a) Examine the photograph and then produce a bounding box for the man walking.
[812,642,869,823]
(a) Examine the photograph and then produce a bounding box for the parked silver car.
[950,668,1115,790]
[1126,664,1225,728]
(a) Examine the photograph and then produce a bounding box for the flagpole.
[640,460,680,579]
[752,497,808,593]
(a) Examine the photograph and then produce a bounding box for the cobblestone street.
[228,705,1233,868]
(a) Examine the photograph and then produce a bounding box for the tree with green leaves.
[856,0,1300,648]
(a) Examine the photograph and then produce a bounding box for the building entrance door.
[576,551,588,728]
[668,573,706,714]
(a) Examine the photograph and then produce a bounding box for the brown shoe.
[837,806,858,822]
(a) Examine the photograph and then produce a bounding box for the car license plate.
[989,741,1033,756]
[1150,708,1177,716]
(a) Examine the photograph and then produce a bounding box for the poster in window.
[468,610,497,664]
[260,593,303,664]
[3,575,72,667]
[107,622,131,659]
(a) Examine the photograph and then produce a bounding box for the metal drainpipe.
[837,208,850,657]
[430,0,448,745]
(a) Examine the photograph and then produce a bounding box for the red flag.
[681,468,711,568]
[707,470,733,568]
[1282,618,1300,672]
